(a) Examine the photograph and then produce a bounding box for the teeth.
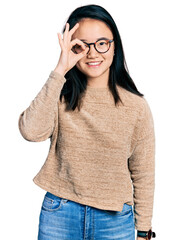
[88,62,101,65]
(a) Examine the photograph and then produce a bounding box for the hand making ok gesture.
[54,22,88,76]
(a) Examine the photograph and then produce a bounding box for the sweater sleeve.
[128,98,156,231]
[18,71,66,142]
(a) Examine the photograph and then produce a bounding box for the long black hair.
[59,4,144,111]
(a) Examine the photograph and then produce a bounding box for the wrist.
[53,64,67,76]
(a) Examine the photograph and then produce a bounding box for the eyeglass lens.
[72,39,111,54]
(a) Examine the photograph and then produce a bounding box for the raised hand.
[54,22,88,76]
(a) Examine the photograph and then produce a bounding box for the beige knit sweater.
[18,71,155,231]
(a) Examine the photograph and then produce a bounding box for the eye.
[82,42,88,48]
[75,44,81,49]
[75,45,81,49]
[99,40,107,45]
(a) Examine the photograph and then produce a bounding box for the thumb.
[76,47,89,61]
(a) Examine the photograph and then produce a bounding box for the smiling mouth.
[86,61,102,67]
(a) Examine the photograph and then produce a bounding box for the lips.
[86,61,102,66]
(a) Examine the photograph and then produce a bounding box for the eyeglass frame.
[73,38,114,54]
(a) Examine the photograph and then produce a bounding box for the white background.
[0,0,173,239]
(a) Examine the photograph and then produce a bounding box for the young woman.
[18,4,156,240]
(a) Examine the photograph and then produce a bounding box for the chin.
[86,69,110,79]
[85,73,104,78]
[79,68,107,78]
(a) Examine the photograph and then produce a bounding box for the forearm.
[18,71,66,142]
[129,131,155,231]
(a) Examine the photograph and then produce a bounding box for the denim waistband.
[45,191,62,201]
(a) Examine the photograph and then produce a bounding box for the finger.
[75,47,89,61]
[70,38,86,49]
[69,22,79,37]
[57,33,64,49]
[63,23,70,41]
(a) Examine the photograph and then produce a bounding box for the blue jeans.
[38,191,135,240]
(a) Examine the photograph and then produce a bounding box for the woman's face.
[71,18,115,82]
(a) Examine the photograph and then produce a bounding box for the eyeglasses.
[72,38,114,54]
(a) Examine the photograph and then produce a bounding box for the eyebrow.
[80,37,109,42]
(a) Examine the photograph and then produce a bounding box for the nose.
[87,44,99,58]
